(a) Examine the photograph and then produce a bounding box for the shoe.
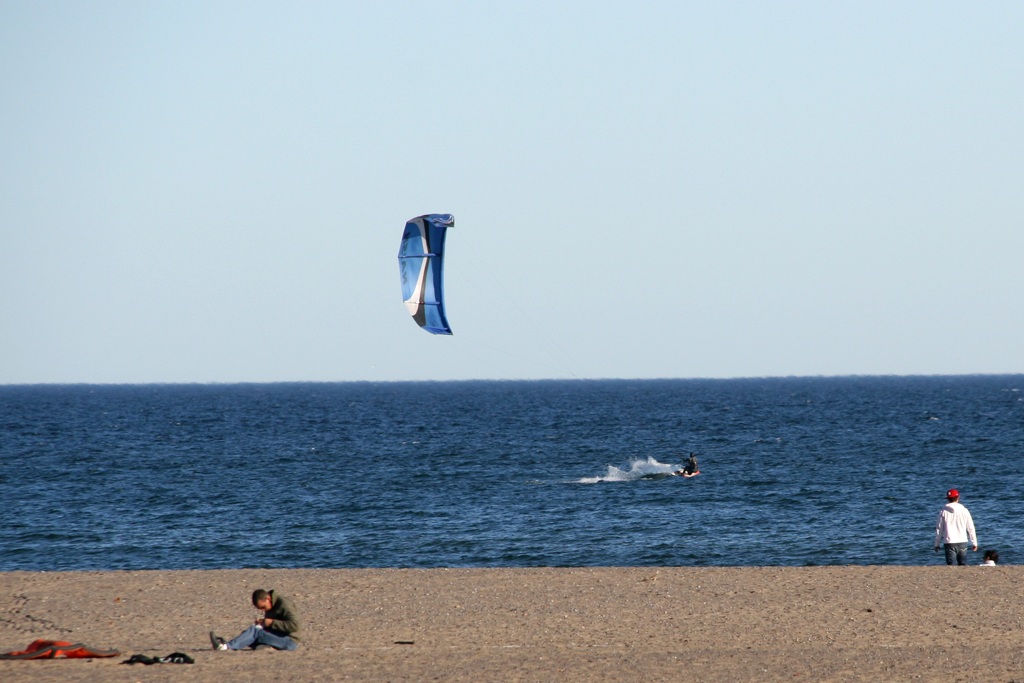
[210,631,226,650]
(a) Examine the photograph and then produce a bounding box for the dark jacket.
[265,591,301,642]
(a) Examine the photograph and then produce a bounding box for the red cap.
[946,488,959,498]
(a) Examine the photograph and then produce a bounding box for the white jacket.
[934,502,977,547]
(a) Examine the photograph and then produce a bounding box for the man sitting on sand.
[211,589,301,651]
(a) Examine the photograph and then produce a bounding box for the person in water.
[672,453,699,477]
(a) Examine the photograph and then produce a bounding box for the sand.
[2,566,1023,682]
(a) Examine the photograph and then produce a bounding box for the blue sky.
[2,2,1022,383]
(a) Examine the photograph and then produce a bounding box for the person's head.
[252,589,272,611]
[946,488,959,502]
[984,550,999,564]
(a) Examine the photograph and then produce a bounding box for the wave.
[575,456,679,483]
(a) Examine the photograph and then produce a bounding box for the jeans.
[226,625,298,651]
[944,542,968,566]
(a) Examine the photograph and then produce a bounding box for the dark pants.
[944,542,968,566]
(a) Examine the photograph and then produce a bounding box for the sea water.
[1,376,1022,571]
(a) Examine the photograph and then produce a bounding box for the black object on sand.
[123,652,194,665]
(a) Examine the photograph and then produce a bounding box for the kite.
[398,213,454,335]
[0,640,120,660]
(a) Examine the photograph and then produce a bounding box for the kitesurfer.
[210,589,301,651]
[669,453,699,477]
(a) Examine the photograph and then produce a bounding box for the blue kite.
[398,213,454,335]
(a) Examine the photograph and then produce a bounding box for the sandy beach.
[2,566,1023,682]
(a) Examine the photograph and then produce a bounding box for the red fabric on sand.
[0,640,120,659]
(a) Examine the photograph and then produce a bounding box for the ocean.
[2,376,1022,571]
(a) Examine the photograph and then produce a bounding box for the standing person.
[210,589,301,651]
[933,489,977,566]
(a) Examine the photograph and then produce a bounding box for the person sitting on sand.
[211,589,301,651]
[980,550,998,566]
